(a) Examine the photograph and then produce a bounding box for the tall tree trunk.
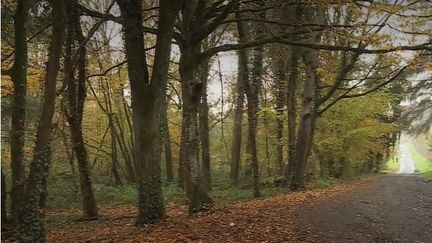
[245,56,262,198]
[39,138,52,209]
[110,126,122,186]
[199,59,211,191]
[19,1,65,240]
[64,3,98,219]
[59,118,76,176]
[291,52,316,189]
[178,125,186,187]
[263,101,271,177]
[242,42,263,198]
[112,107,135,183]
[285,49,299,184]
[284,3,303,185]
[274,58,286,177]
[1,168,7,224]
[118,0,180,226]
[179,43,213,213]
[10,0,29,224]
[244,2,264,197]
[230,47,246,185]
[119,87,136,183]
[291,7,323,190]
[92,34,124,186]
[161,95,174,183]
[103,83,122,186]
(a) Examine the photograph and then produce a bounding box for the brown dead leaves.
[45,178,372,242]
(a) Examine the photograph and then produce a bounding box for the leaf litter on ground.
[27,178,373,242]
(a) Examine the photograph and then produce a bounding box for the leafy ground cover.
[41,178,372,242]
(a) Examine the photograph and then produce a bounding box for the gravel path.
[398,144,416,174]
[300,174,432,242]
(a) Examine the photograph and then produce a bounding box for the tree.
[291,6,324,189]
[244,0,266,197]
[177,0,238,213]
[230,55,246,186]
[161,93,174,183]
[19,0,66,240]
[9,0,29,224]
[117,0,181,225]
[199,57,212,191]
[230,10,247,186]
[63,0,98,219]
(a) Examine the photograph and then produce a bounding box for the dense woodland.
[1,0,431,241]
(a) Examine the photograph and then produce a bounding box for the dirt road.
[398,144,416,174]
[301,174,432,242]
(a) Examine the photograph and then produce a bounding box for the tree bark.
[245,49,262,198]
[112,108,135,183]
[110,126,123,186]
[1,168,8,224]
[178,125,186,187]
[64,2,98,219]
[284,3,302,185]
[118,0,180,226]
[291,7,324,190]
[199,59,211,191]
[39,138,52,209]
[103,83,122,186]
[161,95,174,183]
[10,0,29,224]
[291,53,316,189]
[19,1,65,240]
[176,0,240,213]
[179,43,213,213]
[230,48,246,185]
[286,49,300,184]
[244,2,264,198]
[274,58,286,177]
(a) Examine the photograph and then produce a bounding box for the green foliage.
[162,183,186,204]
[43,168,293,210]
[385,158,399,172]
[308,177,341,189]
[420,171,432,182]
[314,92,398,177]
[407,143,432,173]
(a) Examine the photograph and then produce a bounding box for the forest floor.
[40,174,431,242]
[3,174,431,242]
[42,177,368,242]
[17,173,415,242]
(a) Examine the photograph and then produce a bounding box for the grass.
[407,143,432,172]
[420,171,432,182]
[42,168,352,211]
[384,158,399,172]
[407,143,432,181]
[308,177,341,189]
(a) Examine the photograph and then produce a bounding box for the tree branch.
[201,36,432,60]
[318,63,410,115]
